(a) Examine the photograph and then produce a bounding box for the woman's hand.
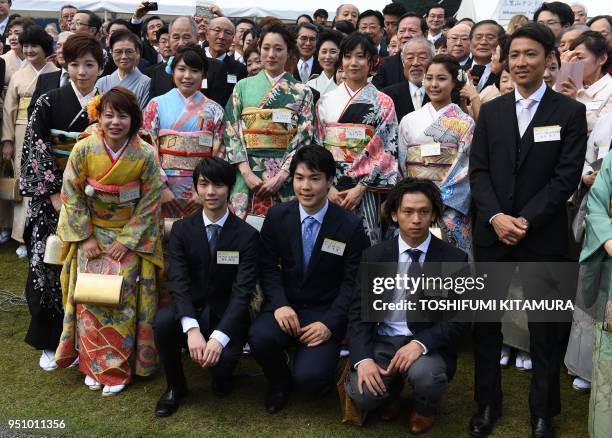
[107,240,128,261]
[238,162,263,191]
[82,236,102,260]
[258,170,288,198]
[50,193,62,212]
[582,171,598,187]
[557,77,578,99]
[338,185,366,212]
[328,186,342,205]
[560,49,577,63]
[2,141,14,161]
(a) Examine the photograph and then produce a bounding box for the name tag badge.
[201,79,208,89]
[420,142,441,157]
[345,127,365,140]
[217,251,239,265]
[597,143,610,160]
[199,134,213,147]
[119,186,140,203]
[585,100,603,111]
[272,111,292,124]
[533,125,561,142]
[321,238,346,256]
[227,74,237,84]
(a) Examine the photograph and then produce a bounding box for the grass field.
[0,241,590,437]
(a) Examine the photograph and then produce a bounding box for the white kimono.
[307,72,338,96]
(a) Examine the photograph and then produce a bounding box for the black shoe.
[531,417,555,438]
[212,381,234,398]
[265,383,291,414]
[155,387,187,417]
[469,405,500,437]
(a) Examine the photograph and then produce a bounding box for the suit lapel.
[517,87,557,169]
[303,204,342,281]
[381,238,399,263]
[287,201,304,276]
[191,212,211,270]
[500,93,519,169]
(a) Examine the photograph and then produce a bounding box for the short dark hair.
[63,33,104,66]
[340,32,377,68]
[236,18,256,29]
[398,12,428,35]
[242,27,261,45]
[19,25,54,56]
[109,29,142,53]
[434,34,447,50]
[172,44,208,75]
[427,5,446,17]
[7,17,34,33]
[296,14,314,25]
[316,29,344,53]
[382,3,407,17]
[384,178,443,222]
[458,17,475,26]
[587,15,612,28]
[99,87,143,140]
[60,4,77,13]
[289,145,336,180]
[509,22,556,56]
[106,18,130,34]
[156,25,169,42]
[469,20,505,41]
[297,22,319,37]
[193,157,237,193]
[358,10,384,29]
[314,9,328,20]
[334,20,355,35]
[569,30,612,73]
[534,1,574,27]
[259,24,296,55]
[243,42,259,62]
[428,54,465,90]
[551,46,561,66]
[76,10,102,33]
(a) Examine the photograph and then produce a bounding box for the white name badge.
[345,127,365,140]
[420,142,441,157]
[597,143,610,160]
[119,186,140,203]
[199,134,213,147]
[217,251,239,265]
[272,111,292,124]
[585,100,603,111]
[201,79,208,89]
[227,74,237,84]
[321,238,346,256]
[533,125,561,142]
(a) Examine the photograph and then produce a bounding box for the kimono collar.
[70,81,98,109]
[265,71,286,84]
[580,73,611,98]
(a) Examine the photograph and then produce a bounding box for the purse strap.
[0,160,15,178]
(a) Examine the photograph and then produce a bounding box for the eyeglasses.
[73,21,93,28]
[61,13,75,20]
[538,20,561,26]
[298,36,317,43]
[112,49,137,56]
[428,14,445,20]
[358,24,381,32]
[448,36,469,43]
[472,34,498,43]
[210,28,234,37]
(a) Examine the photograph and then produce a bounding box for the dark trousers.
[154,306,245,391]
[473,245,577,418]
[248,309,341,394]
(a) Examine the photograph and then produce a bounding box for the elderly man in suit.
[469,23,587,438]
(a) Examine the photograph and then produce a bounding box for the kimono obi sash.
[17,97,32,124]
[85,177,140,228]
[241,107,296,149]
[404,143,459,182]
[50,130,80,171]
[158,129,213,171]
[322,123,375,163]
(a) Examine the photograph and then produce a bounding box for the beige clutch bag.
[74,259,124,307]
[43,234,64,265]
[0,161,22,202]
[163,218,179,237]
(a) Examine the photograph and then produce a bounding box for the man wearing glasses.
[59,5,77,32]
[357,10,387,57]
[534,1,575,45]
[294,23,321,83]
[469,20,504,91]
[70,10,103,37]
[205,17,247,98]
[447,23,473,69]
[426,6,446,44]
[571,3,588,25]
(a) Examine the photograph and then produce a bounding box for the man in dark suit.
[147,16,229,106]
[153,157,260,418]
[468,20,505,91]
[468,23,587,438]
[382,37,432,122]
[357,10,388,58]
[293,22,323,82]
[249,145,369,414]
[447,23,473,70]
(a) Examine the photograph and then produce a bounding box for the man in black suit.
[147,16,229,106]
[372,12,426,90]
[357,10,388,58]
[293,23,322,82]
[447,23,473,70]
[153,157,260,418]
[468,23,587,438]
[468,20,505,91]
[382,37,432,122]
[249,145,369,414]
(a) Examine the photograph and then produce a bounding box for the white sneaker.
[16,244,27,258]
[572,377,591,391]
[515,353,524,370]
[242,343,251,355]
[102,384,125,396]
[0,230,10,244]
[39,350,57,371]
[500,345,511,367]
[520,351,532,371]
[84,375,102,390]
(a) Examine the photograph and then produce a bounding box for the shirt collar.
[298,57,313,68]
[265,71,286,84]
[514,80,547,103]
[205,47,227,61]
[203,208,230,228]
[0,16,8,31]
[408,81,424,96]
[398,232,431,256]
[299,200,329,225]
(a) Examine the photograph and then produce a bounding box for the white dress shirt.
[205,47,227,61]
[297,56,314,81]
[427,32,443,44]
[299,200,329,244]
[0,16,8,37]
[180,209,232,348]
[234,51,244,64]
[475,62,492,92]
[409,81,425,110]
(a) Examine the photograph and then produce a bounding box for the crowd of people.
[0,0,611,436]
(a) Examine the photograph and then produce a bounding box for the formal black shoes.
[265,383,291,414]
[469,405,500,437]
[531,417,555,438]
[155,386,188,417]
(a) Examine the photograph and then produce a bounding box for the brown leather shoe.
[379,397,401,421]
[409,412,435,434]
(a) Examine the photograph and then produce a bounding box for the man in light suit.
[249,145,369,414]
[469,23,587,438]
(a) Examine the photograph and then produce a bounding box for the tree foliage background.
[394,0,463,17]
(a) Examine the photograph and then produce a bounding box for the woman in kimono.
[1,17,34,86]
[2,26,58,256]
[96,30,150,109]
[316,32,398,244]
[225,24,315,218]
[307,30,343,96]
[19,34,101,371]
[54,87,163,396]
[398,54,474,253]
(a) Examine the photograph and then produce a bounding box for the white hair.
[402,36,435,58]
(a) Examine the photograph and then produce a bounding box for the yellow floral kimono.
[55,127,163,386]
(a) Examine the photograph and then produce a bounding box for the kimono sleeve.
[211,103,226,159]
[141,99,167,183]
[279,85,315,173]
[581,153,612,261]
[1,77,18,143]
[224,81,248,165]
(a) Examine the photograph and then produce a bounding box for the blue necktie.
[302,216,318,271]
[207,224,221,257]
[406,248,423,278]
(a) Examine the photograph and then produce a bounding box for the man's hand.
[201,338,223,367]
[134,2,148,19]
[387,341,424,374]
[82,236,102,260]
[491,214,528,246]
[299,321,331,347]
[604,239,612,257]
[357,359,389,396]
[187,328,207,365]
[273,306,300,336]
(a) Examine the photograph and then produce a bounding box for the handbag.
[245,197,265,232]
[43,234,64,265]
[337,360,367,426]
[163,218,179,237]
[74,258,124,307]
[0,161,22,202]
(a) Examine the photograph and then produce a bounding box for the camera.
[143,2,158,12]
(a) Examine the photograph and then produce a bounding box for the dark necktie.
[406,248,423,278]
[302,216,317,271]
[207,224,221,257]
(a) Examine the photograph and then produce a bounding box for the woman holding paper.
[315,32,398,244]
[398,55,475,253]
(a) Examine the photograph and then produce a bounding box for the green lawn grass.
[0,241,589,437]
